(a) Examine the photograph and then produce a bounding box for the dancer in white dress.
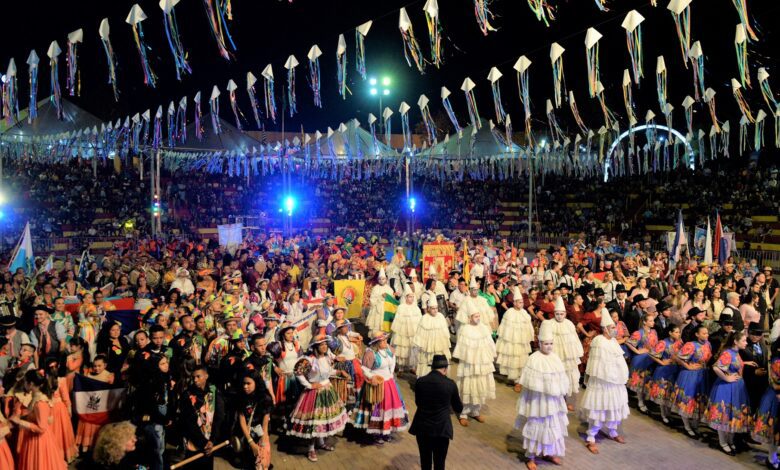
[453,310,496,426]
[515,320,570,469]
[366,268,394,336]
[391,285,423,373]
[540,297,583,409]
[496,294,534,391]
[579,311,630,454]
[455,278,496,335]
[413,298,451,378]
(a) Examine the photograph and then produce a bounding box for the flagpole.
[6,222,27,271]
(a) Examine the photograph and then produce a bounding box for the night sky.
[4,0,779,136]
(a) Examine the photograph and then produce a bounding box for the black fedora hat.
[430,354,449,369]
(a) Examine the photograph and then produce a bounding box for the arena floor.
[213,362,767,470]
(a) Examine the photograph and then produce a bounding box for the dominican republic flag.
[8,222,33,273]
[73,374,126,425]
[670,210,687,265]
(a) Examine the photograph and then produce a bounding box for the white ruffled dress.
[515,351,570,458]
[579,335,630,425]
[542,319,583,396]
[413,313,452,377]
[391,303,423,367]
[496,308,534,381]
[453,323,497,405]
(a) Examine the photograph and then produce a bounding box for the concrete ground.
[212,363,769,470]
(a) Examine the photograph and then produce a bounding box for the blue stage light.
[284,196,296,216]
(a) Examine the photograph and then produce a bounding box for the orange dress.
[52,378,77,462]
[16,397,67,470]
[0,422,13,470]
[75,370,114,450]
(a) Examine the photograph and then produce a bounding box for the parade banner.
[334,279,366,319]
[422,241,456,282]
[382,294,399,333]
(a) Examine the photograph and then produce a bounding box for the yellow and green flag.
[382,294,400,333]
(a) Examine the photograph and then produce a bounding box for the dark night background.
[4,0,779,137]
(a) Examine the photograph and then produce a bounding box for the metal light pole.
[370,77,391,133]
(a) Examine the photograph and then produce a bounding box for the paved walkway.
[215,364,768,470]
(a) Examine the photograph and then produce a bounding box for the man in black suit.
[652,301,673,340]
[606,284,631,322]
[409,354,463,470]
[741,325,769,412]
[625,294,649,333]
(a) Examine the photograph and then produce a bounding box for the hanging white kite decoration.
[209,85,222,134]
[167,101,175,146]
[47,41,63,120]
[473,0,497,35]
[226,79,244,129]
[731,78,755,122]
[721,121,731,157]
[26,50,39,123]
[487,67,506,124]
[734,24,750,89]
[527,0,555,26]
[423,0,443,68]
[461,77,481,129]
[176,96,187,143]
[98,19,119,102]
[569,91,589,135]
[66,28,83,96]
[663,102,674,131]
[667,0,691,66]
[355,21,372,79]
[399,101,412,151]
[284,55,299,116]
[739,114,750,154]
[595,81,617,128]
[758,68,778,110]
[367,113,379,154]
[754,109,766,150]
[246,72,262,129]
[622,69,638,127]
[550,43,565,108]
[704,88,721,132]
[194,91,204,140]
[307,45,323,108]
[546,100,564,143]
[153,106,163,150]
[688,41,705,101]
[399,8,425,73]
[418,94,437,144]
[514,55,533,143]
[261,64,276,123]
[126,4,157,88]
[656,56,667,109]
[621,10,645,85]
[383,107,393,146]
[440,86,461,134]
[336,34,349,99]
[682,95,695,136]
[584,28,602,98]
[160,0,192,80]
[2,59,18,124]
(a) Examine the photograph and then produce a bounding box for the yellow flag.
[463,240,470,283]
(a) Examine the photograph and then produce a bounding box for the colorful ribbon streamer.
[689,42,705,101]
[355,21,371,80]
[704,88,721,133]
[66,30,82,97]
[473,0,497,35]
[209,87,222,134]
[167,102,175,147]
[399,8,425,73]
[656,56,667,110]
[153,107,163,150]
[732,79,755,122]
[424,1,443,67]
[622,70,637,126]
[734,24,750,89]
[227,80,245,129]
[731,0,758,41]
[461,77,481,129]
[568,91,589,135]
[514,56,533,145]
[307,45,323,108]
[48,42,63,120]
[27,50,39,123]
[527,0,555,26]
[99,20,119,102]
[441,87,461,134]
[668,0,691,67]
[284,56,298,116]
[262,65,277,123]
[128,20,157,87]
[488,68,506,124]
[622,11,644,85]
[336,35,349,99]
[550,43,565,109]
[246,72,262,129]
[202,0,237,60]
[162,2,192,80]
[3,60,19,125]
[176,97,187,143]
[418,95,437,145]
[194,92,204,140]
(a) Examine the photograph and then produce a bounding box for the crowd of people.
[3,156,778,253]
[0,228,778,469]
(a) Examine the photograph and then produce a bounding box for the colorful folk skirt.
[275,373,302,406]
[288,384,348,439]
[628,353,656,394]
[704,378,751,433]
[352,378,410,435]
[672,369,709,419]
[752,386,780,445]
[644,365,679,407]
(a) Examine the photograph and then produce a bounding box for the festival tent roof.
[313,119,399,158]
[424,117,522,158]
[0,98,102,138]
[179,114,263,153]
